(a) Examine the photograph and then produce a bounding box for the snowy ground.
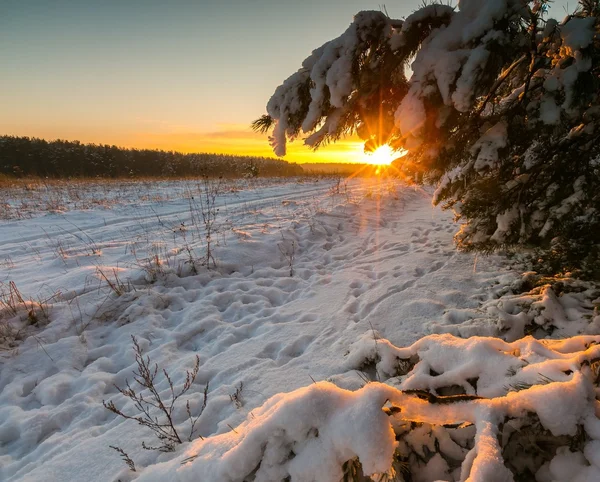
[1,177,599,481]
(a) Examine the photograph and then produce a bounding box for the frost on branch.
[256,0,600,276]
[139,333,600,482]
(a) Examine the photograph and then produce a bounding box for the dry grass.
[103,336,209,452]
[0,281,54,351]
[0,176,251,220]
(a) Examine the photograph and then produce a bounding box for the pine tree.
[254,0,600,277]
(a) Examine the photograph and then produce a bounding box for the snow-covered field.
[1,177,599,481]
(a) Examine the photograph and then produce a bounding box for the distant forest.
[0,135,304,179]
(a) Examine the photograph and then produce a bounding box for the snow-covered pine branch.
[138,332,600,482]
[255,0,600,277]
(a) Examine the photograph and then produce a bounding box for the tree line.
[0,135,303,179]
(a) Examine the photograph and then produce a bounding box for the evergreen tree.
[0,136,304,179]
[254,0,600,277]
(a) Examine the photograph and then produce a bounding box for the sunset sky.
[2,0,573,164]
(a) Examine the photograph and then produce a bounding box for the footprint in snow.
[429,261,445,273]
[256,336,315,366]
[345,299,359,314]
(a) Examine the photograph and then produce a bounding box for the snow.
[139,382,399,482]
[560,17,596,53]
[1,177,599,481]
[394,5,455,44]
[139,362,599,481]
[471,121,508,172]
[543,75,560,93]
[393,0,522,142]
[395,91,427,139]
[452,45,491,113]
[540,96,562,125]
[490,207,519,244]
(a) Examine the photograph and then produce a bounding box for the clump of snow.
[561,17,596,54]
[452,45,491,113]
[392,4,454,48]
[471,121,508,172]
[395,93,427,141]
[539,96,561,125]
[490,207,519,243]
[139,382,398,482]
[543,75,560,92]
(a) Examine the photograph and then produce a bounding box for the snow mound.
[142,332,600,481]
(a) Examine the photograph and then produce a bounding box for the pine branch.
[251,115,274,134]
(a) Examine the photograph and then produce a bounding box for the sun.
[362,144,396,165]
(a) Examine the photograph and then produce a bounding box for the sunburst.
[362,145,395,165]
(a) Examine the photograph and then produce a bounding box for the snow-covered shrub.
[254,0,600,277]
[137,333,600,482]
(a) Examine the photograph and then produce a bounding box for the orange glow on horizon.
[129,129,379,165]
[2,123,404,166]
